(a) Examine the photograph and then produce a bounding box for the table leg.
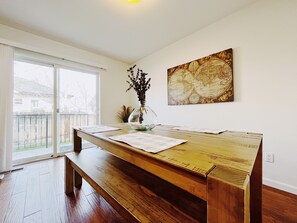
[250,141,262,223]
[73,128,82,188]
[65,156,73,194]
[74,129,82,153]
[207,166,250,223]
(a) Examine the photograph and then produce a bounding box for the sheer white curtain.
[0,44,14,173]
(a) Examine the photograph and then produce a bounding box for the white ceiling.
[0,0,258,63]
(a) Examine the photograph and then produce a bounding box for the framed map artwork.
[167,48,233,105]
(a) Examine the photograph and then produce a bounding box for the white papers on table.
[173,126,226,134]
[109,132,187,153]
[79,125,120,133]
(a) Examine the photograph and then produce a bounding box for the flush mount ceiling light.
[127,0,140,3]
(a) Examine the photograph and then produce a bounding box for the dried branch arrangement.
[126,65,151,106]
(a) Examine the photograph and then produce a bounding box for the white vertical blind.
[0,44,14,172]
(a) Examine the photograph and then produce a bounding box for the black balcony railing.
[13,113,96,152]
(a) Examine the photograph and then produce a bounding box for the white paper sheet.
[109,132,187,153]
[173,126,226,134]
[79,125,120,133]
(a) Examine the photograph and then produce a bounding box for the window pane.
[13,61,54,161]
[58,68,97,152]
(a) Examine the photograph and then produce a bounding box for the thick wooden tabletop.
[73,124,263,222]
[76,123,262,178]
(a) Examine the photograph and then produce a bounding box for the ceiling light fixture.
[127,0,140,3]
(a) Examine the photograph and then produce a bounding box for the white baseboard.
[263,178,297,195]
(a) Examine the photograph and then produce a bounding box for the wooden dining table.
[71,123,262,223]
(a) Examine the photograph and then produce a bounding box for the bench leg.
[74,170,82,188]
[65,156,74,194]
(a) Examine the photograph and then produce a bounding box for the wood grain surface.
[0,157,296,223]
[207,165,250,222]
[76,128,208,200]
[77,123,262,176]
[66,148,203,223]
[75,124,262,202]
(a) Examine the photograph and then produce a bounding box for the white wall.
[0,24,131,124]
[136,0,297,194]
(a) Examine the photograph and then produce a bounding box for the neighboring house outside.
[13,77,53,113]
[14,77,96,114]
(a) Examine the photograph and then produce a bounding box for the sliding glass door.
[13,60,54,162]
[58,68,98,153]
[13,60,99,164]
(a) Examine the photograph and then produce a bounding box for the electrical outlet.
[265,153,274,163]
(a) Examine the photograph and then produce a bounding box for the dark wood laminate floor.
[0,157,296,223]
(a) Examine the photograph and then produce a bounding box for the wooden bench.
[65,148,206,223]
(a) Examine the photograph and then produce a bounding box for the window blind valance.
[15,48,104,74]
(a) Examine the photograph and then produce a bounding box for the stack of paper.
[109,132,187,153]
[79,125,120,133]
[173,126,226,134]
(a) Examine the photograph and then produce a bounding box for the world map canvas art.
[167,48,233,105]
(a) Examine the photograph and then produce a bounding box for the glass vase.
[128,105,157,131]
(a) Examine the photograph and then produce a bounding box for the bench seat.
[65,148,206,223]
